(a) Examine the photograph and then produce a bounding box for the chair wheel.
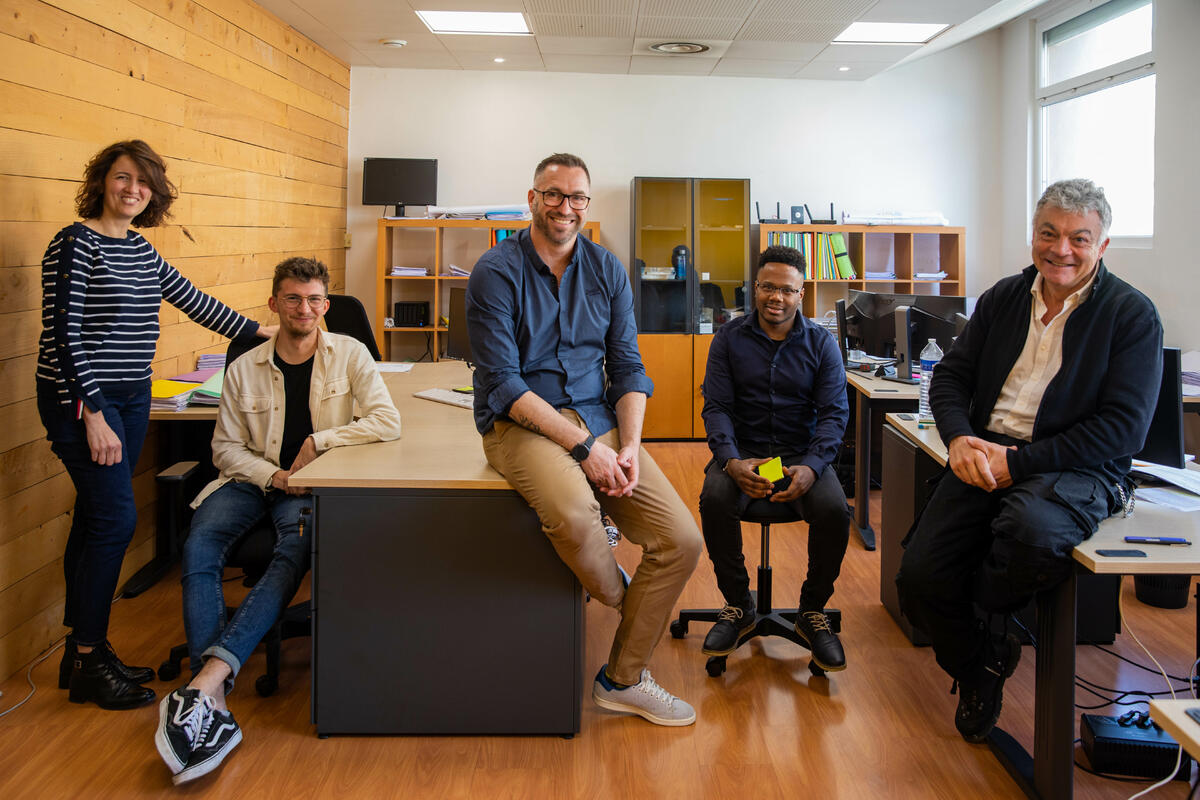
[809,661,826,678]
[158,661,180,681]
[705,656,727,677]
[669,619,687,639]
[255,674,278,697]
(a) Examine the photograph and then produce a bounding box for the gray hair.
[1035,178,1112,240]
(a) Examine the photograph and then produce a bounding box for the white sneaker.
[592,666,696,726]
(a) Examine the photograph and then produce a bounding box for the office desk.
[1149,699,1200,761]
[290,361,584,737]
[845,371,919,551]
[882,413,1200,799]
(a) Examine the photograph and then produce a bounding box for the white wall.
[347,34,1004,312]
[995,0,1200,348]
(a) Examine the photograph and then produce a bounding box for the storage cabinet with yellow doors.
[375,218,599,361]
[632,177,750,440]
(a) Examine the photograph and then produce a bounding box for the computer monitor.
[892,297,970,380]
[362,157,438,217]
[446,287,474,368]
[841,290,917,359]
[893,306,963,380]
[1135,347,1184,468]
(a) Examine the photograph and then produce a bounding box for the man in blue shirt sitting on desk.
[698,245,851,670]
[896,179,1162,744]
[467,153,702,727]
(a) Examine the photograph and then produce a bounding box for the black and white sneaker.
[174,706,242,785]
[155,688,212,775]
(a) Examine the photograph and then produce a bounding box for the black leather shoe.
[794,610,846,671]
[59,638,154,689]
[68,649,156,710]
[954,633,1022,743]
[701,605,755,656]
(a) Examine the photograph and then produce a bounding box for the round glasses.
[278,294,328,308]
[754,282,802,297]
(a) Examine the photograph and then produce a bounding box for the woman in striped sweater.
[36,140,275,710]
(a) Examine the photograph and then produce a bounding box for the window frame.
[1033,0,1156,245]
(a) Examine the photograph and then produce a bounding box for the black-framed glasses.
[278,294,328,308]
[754,281,802,297]
[532,188,590,210]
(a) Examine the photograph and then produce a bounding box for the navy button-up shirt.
[702,312,848,475]
[466,228,654,436]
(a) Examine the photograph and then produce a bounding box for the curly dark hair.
[74,140,177,228]
[756,244,806,278]
[533,153,590,185]
[272,257,330,295]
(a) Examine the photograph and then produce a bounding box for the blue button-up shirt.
[702,312,848,475]
[466,228,654,435]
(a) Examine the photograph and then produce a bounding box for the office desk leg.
[852,390,876,551]
[988,571,1077,800]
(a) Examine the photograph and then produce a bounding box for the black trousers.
[896,467,1113,681]
[698,458,850,612]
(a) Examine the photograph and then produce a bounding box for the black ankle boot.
[59,638,155,689]
[67,649,156,710]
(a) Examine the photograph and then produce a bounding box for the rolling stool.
[670,498,841,677]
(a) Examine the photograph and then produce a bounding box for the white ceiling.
[255,0,1044,81]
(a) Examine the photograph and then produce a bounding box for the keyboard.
[414,387,474,410]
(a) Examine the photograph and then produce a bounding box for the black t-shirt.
[273,351,315,470]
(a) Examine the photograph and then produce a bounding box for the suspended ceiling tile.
[528,13,635,37]
[711,57,806,77]
[629,54,718,75]
[541,53,634,73]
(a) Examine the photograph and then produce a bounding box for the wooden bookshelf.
[374,218,599,361]
[759,224,965,319]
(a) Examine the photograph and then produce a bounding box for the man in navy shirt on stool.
[467,153,702,726]
[698,245,850,671]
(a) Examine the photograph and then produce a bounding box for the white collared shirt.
[986,271,1097,441]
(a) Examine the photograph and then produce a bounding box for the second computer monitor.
[446,287,474,367]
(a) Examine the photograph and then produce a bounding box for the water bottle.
[918,338,943,422]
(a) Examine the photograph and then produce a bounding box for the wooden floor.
[1,441,1197,798]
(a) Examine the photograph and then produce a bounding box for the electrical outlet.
[343,231,352,248]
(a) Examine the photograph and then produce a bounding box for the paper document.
[1132,460,1200,496]
[377,362,414,373]
[1135,486,1200,512]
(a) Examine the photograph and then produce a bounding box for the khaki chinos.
[482,409,701,686]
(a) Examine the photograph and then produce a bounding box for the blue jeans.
[37,381,151,647]
[180,481,311,685]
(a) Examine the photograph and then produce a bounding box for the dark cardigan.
[930,260,1162,488]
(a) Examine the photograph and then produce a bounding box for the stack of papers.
[427,204,528,220]
[151,379,198,411]
[197,353,226,369]
[1183,351,1200,397]
[915,271,949,280]
[390,266,430,276]
[841,211,950,226]
[446,264,470,277]
[188,370,225,406]
[865,271,897,280]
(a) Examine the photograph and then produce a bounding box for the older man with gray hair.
[896,178,1162,743]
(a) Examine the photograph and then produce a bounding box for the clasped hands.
[725,458,816,502]
[948,435,1015,491]
[580,439,640,497]
[271,436,318,496]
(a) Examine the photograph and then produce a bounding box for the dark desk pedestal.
[879,423,1120,646]
[311,488,583,736]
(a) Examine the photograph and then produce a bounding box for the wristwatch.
[570,434,595,462]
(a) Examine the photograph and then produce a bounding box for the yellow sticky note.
[757,456,784,483]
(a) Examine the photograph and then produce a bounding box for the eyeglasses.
[532,189,591,210]
[754,282,802,297]
[278,294,328,308]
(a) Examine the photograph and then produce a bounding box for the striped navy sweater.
[37,222,260,412]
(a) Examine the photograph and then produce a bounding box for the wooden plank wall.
[0,0,349,682]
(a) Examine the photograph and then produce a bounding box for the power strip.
[1080,713,1191,780]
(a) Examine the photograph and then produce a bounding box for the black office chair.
[670,499,842,678]
[157,335,312,697]
[325,294,382,360]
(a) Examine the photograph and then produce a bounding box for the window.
[1036,0,1155,238]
